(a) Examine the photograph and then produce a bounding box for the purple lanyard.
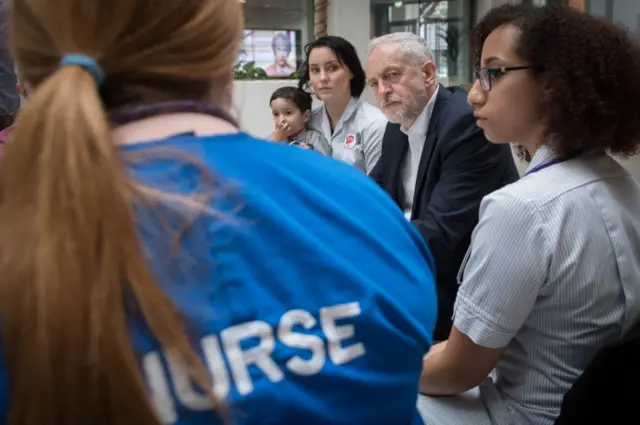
[524,156,572,177]
[108,100,237,127]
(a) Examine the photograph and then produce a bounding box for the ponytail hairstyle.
[0,1,243,424]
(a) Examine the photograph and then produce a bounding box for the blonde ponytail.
[0,65,215,425]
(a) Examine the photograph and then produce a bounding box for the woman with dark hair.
[299,36,387,174]
[417,4,640,425]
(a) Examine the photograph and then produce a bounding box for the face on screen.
[241,30,297,78]
[273,39,291,66]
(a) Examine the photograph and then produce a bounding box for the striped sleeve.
[306,130,332,156]
[453,190,551,348]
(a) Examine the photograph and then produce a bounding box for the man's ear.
[422,60,437,88]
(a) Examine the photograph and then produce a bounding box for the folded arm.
[420,191,549,395]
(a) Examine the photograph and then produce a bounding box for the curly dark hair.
[474,5,640,157]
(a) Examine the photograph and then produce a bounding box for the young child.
[268,86,331,155]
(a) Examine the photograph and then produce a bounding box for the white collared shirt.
[400,85,439,219]
[452,145,640,424]
[309,97,388,174]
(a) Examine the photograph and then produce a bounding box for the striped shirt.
[454,145,640,424]
[289,129,331,156]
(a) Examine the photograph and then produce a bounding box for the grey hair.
[367,32,435,66]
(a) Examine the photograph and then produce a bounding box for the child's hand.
[16,82,28,98]
[272,121,292,141]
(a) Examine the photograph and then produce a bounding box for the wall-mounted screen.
[239,29,301,78]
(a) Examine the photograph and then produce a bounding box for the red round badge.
[345,134,356,148]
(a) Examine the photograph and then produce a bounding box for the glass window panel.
[588,0,640,36]
[372,0,474,84]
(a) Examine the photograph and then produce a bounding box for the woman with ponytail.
[0,1,437,424]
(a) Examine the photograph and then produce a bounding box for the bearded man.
[366,32,519,341]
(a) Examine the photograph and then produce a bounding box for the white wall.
[327,0,373,64]
[588,0,640,35]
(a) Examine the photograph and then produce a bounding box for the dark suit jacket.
[370,86,519,341]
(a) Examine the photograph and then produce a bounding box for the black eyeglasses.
[474,66,535,91]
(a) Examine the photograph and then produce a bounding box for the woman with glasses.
[417,4,640,425]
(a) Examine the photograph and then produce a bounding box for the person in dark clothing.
[366,32,519,341]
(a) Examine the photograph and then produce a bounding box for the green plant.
[234,61,268,80]
[233,61,300,80]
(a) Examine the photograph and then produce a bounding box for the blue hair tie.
[59,53,105,86]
